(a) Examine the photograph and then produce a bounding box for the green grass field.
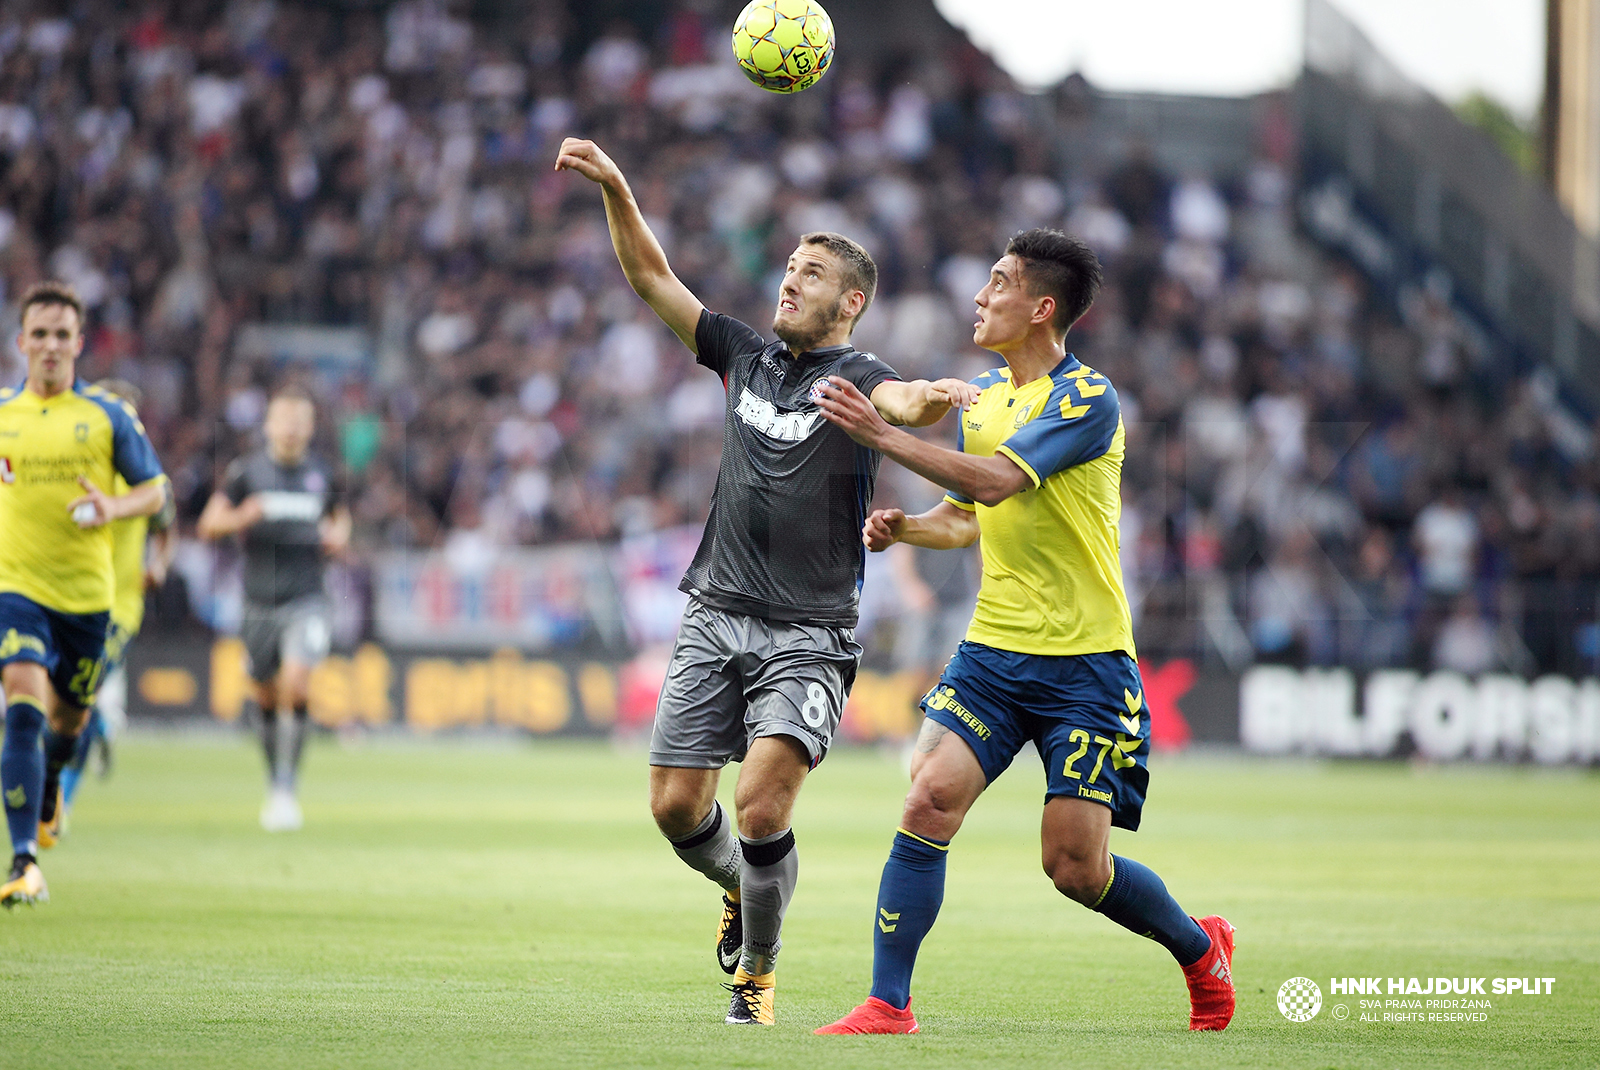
[1,734,1596,1069]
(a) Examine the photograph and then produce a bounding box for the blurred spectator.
[1248,529,1324,665]
[1413,485,1479,599]
[1342,526,1410,670]
[0,0,1589,677]
[1432,595,1498,675]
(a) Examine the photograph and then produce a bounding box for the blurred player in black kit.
[198,385,350,832]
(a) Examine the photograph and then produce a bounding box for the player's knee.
[733,794,792,840]
[1,660,49,698]
[1043,851,1108,906]
[900,779,964,839]
[48,704,90,736]
[650,794,705,840]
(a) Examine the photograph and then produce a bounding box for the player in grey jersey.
[556,137,978,1025]
[197,385,350,831]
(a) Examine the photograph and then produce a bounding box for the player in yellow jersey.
[0,283,167,907]
[51,381,175,836]
[814,230,1235,1034]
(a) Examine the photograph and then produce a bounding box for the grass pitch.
[1,734,1596,1069]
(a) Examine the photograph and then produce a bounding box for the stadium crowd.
[0,0,1594,677]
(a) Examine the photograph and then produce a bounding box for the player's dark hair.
[19,280,85,331]
[94,378,144,408]
[801,231,877,328]
[1005,228,1102,333]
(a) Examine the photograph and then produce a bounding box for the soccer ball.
[731,0,835,95]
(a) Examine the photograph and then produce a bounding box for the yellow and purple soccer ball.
[731,0,835,94]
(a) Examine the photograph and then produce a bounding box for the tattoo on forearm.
[915,720,950,753]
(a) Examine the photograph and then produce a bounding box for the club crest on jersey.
[1012,403,1034,429]
[808,377,832,403]
[735,387,821,442]
[74,421,89,442]
[0,456,10,483]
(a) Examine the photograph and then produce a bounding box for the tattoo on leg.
[914,720,950,754]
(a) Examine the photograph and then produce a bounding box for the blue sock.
[40,726,78,813]
[2,697,47,857]
[1092,854,1211,966]
[868,829,949,1011]
[60,714,97,809]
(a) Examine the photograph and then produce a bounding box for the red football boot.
[814,996,919,1035]
[1183,915,1236,1031]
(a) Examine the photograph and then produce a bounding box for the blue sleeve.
[104,397,165,487]
[944,371,997,510]
[996,370,1120,486]
[945,422,975,509]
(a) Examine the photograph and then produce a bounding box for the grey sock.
[737,828,797,976]
[667,800,742,891]
[285,705,309,788]
[258,706,281,785]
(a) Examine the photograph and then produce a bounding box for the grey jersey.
[223,450,342,606]
[683,310,901,627]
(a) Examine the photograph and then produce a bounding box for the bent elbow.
[972,480,1014,508]
[971,473,1031,508]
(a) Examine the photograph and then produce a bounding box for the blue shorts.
[920,642,1151,830]
[0,592,111,708]
[103,620,136,676]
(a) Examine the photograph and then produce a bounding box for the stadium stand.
[0,0,1592,691]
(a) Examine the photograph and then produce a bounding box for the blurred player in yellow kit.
[51,380,175,835]
[0,283,167,907]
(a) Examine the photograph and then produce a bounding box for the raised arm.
[554,138,704,352]
[868,378,982,428]
[818,377,1033,507]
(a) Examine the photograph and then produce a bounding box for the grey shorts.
[649,599,862,770]
[241,595,332,684]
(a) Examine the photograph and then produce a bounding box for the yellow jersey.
[109,471,151,634]
[945,356,1135,658]
[0,380,166,615]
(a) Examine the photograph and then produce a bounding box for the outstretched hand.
[925,377,981,412]
[66,476,113,528]
[554,137,623,188]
